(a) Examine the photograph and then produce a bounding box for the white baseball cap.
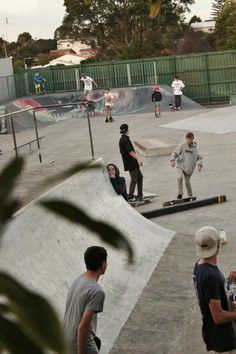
[195,226,220,258]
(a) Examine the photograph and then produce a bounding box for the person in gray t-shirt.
[63,246,107,354]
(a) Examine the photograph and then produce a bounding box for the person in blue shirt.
[34,72,46,94]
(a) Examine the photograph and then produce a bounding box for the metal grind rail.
[0,101,95,163]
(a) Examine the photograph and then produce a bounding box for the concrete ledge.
[134,138,176,157]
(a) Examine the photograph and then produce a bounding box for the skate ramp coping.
[134,138,176,157]
[0,158,175,354]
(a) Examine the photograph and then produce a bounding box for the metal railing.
[0,101,95,163]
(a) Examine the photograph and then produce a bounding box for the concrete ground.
[1,103,236,354]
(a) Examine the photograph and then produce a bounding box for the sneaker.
[177,194,182,199]
[128,196,137,202]
[109,117,114,122]
[105,117,109,123]
[137,196,144,201]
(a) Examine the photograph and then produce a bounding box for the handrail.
[0,100,95,163]
[0,107,32,119]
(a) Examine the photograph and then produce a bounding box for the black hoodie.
[107,164,128,201]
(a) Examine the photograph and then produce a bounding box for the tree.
[17,32,33,47]
[214,0,236,50]
[211,0,226,18]
[189,15,202,25]
[55,0,194,60]
[176,29,215,54]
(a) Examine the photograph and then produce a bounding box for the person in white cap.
[193,226,236,353]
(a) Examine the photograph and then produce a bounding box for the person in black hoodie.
[107,163,128,201]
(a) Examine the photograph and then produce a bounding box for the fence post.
[51,66,55,93]
[153,61,157,84]
[205,53,211,103]
[75,68,80,91]
[126,64,132,86]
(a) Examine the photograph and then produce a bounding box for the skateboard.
[128,194,158,207]
[163,196,196,207]
[169,103,178,111]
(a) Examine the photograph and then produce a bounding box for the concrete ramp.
[6,85,202,131]
[0,158,175,354]
[160,105,236,134]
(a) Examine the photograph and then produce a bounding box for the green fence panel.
[52,67,78,92]
[12,49,236,102]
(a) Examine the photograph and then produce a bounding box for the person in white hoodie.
[170,131,203,199]
[171,75,185,110]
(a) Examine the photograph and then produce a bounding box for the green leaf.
[0,272,66,354]
[41,200,134,262]
[0,316,43,354]
[0,200,21,224]
[0,157,24,206]
[149,0,162,18]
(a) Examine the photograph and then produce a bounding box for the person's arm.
[180,81,185,90]
[209,299,236,324]
[170,144,182,167]
[229,271,236,283]
[92,79,98,88]
[196,149,203,171]
[129,150,143,166]
[77,309,94,354]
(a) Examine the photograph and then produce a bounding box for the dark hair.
[105,87,110,91]
[84,246,107,271]
[174,75,179,79]
[186,131,194,139]
[120,123,128,134]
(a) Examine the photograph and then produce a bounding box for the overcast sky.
[0,0,213,42]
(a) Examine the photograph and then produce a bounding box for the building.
[57,39,97,59]
[44,53,84,66]
[191,20,215,33]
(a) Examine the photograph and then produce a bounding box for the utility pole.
[2,34,7,58]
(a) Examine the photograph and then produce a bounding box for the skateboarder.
[151,85,162,118]
[34,72,46,95]
[119,123,144,201]
[170,132,203,199]
[107,163,128,200]
[193,226,236,353]
[80,74,98,101]
[63,246,107,354]
[104,88,114,122]
[171,75,185,110]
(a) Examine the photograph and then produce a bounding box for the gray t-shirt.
[63,275,105,354]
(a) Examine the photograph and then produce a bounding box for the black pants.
[174,95,182,108]
[129,167,143,197]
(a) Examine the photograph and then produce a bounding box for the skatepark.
[1,87,236,353]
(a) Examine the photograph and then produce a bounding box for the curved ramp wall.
[0,158,175,353]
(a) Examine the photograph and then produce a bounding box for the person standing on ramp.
[119,124,144,201]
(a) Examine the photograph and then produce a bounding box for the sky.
[0,0,213,43]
